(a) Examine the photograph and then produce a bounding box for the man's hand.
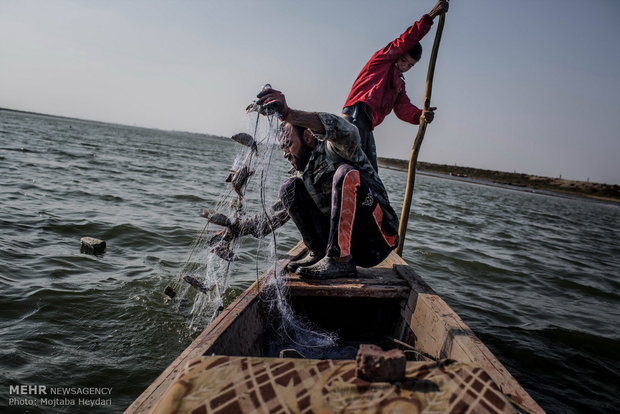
[422,107,437,123]
[256,88,290,120]
[428,0,449,19]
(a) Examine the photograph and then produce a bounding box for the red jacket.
[344,14,434,129]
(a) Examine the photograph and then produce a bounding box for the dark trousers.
[279,164,396,268]
[342,102,378,172]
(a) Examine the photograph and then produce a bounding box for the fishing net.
[165,101,337,353]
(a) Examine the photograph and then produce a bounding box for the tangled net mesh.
[166,110,337,355]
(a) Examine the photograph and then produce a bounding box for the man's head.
[278,122,316,171]
[397,43,422,73]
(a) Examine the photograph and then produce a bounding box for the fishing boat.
[126,242,543,414]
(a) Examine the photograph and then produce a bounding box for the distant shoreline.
[0,107,228,141]
[378,157,620,204]
[3,107,617,203]
[0,107,131,127]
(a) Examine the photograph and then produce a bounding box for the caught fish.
[231,166,255,198]
[200,209,232,227]
[211,245,237,262]
[207,229,237,261]
[245,83,272,113]
[231,133,258,154]
[225,169,236,183]
[207,229,230,246]
[245,102,261,113]
[183,275,216,294]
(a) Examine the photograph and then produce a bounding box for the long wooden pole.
[396,11,447,256]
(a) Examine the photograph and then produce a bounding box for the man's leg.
[279,177,328,271]
[359,128,378,172]
[350,202,398,268]
[298,164,397,278]
[298,165,360,278]
[342,103,378,172]
[328,164,396,266]
[326,164,359,260]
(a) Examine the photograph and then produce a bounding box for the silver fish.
[245,102,261,113]
[207,229,237,261]
[200,209,232,227]
[208,229,229,245]
[225,169,236,183]
[231,133,258,154]
[183,275,216,294]
[244,84,272,113]
[211,245,237,262]
[231,166,255,198]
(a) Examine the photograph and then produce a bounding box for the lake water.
[1,110,619,413]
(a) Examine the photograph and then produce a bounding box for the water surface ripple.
[1,111,618,413]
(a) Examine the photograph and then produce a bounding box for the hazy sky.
[2,0,619,184]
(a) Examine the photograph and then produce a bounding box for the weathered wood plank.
[393,263,544,414]
[283,259,409,297]
[286,280,410,298]
[285,274,408,287]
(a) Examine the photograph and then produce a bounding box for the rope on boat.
[386,336,437,361]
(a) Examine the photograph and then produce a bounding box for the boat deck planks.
[285,266,409,298]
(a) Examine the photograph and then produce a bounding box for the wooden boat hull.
[126,243,543,413]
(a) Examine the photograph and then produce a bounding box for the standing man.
[245,88,400,279]
[342,0,449,171]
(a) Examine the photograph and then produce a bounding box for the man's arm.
[312,113,361,160]
[394,92,436,125]
[237,200,289,238]
[373,0,448,62]
[377,16,433,62]
[285,109,326,135]
[285,107,361,160]
[256,89,360,158]
[394,92,422,125]
[256,89,326,134]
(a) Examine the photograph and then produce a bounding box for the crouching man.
[251,88,399,279]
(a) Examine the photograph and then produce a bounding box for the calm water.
[1,110,619,413]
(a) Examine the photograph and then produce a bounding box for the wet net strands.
[164,106,337,350]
